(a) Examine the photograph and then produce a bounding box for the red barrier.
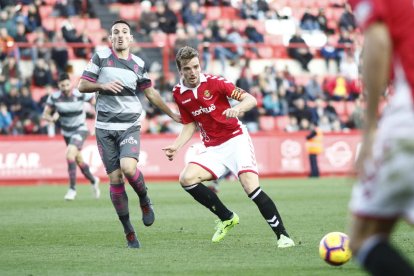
[0,132,361,185]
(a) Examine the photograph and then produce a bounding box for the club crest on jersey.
[107,59,114,67]
[203,90,213,100]
[134,64,139,73]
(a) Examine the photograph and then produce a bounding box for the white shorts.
[186,128,258,179]
[349,138,414,222]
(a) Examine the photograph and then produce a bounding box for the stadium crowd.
[0,0,369,136]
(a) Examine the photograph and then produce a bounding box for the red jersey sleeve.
[349,0,387,30]
[215,77,236,98]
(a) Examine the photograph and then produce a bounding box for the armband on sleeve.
[230,87,246,101]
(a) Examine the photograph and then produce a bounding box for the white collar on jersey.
[179,73,207,94]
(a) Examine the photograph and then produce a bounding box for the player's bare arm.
[143,86,181,123]
[222,88,257,119]
[356,22,391,174]
[78,78,123,94]
[162,122,197,161]
[42,105,58,122]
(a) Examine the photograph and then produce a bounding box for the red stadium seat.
[85,18,101,31]
[275,115,290,131]
[259,116,276,131]
[205,7,221,20]
[31,86,46,102]
[42,17,55,31]
[39,5,53,19]
[119,5,139,21]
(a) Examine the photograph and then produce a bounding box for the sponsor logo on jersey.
[182,99,191,104]
[191,104,216,116]
[203,90,213,100]
[120,136,138,146]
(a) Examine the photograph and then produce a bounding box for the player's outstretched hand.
[101,80,123,93]
[222,108,240,119]
[162,145,178,161]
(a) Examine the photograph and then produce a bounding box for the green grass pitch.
[1,178,413,275]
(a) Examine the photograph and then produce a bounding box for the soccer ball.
[319,232,352,266]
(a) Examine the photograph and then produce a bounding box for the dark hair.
[111,20,131,30]
[175,46,199,71]
[58,73,70,82]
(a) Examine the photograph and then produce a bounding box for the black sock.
[78,163,95,183]
[110,184,134,234]
[67,160,77,190]
[126,169,148,204]
[249,187,289,239]
[184,183,233,221]
[358,237,414,276]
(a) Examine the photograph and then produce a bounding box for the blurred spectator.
[38,84,54,112]
[173,27,190,56]
[300,8,319,31]
[318,115,332,132]
[155,1,178,34]
[13,22,32,60]
[347,96,364,129]
[53,0,75,18]
[20,85,41,121]
[201,28,213,71]
[236,67,257,92]
[32,58,54,87]
[244,19,264,43]
[305,75,324,100]
[287,30,313,72]
[263,91,282,116]
[324,99,339,122]
[338,3,356,32]
[0,102,12,134]
[320,36,340,72]
[326,75,349,101]
[240,86,261,132]
[138,0,158,35]
[73,30,92,59]
[182,1,204,32]
[185,24,201,51]
[51,30,69,73]
[25,3,42,32]
[2,56,22,85]
[316,8,334,35]
[0,9,14,37]
[258,65,277,95]
[32,28,51,61]
[336,29,354,64]
[213,28,240,75]
[284,115,300,132]
[73,0,96,18]
[290,98,313,125]
[4,85,23,119]
[61,18,79,43]
[240,0,260,20]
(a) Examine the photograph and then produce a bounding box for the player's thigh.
[224,132,258,176]
[186,145,228,180]
[96,128,120,174]
[118,126,140,161]
[179,163,215,186]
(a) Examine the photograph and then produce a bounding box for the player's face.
[110,23,133,51]
[180,57,201,88]
[58,79,71,95]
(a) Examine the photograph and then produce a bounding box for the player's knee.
[120,165,137,178]
[179,172,197,187]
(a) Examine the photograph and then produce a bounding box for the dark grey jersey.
[46,89,94,137]
[81,47,151,131]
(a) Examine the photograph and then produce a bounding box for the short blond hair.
[175,46,199,71]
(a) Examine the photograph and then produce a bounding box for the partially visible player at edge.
[349,0,414,275]
[162,46,294,247]
[78,20,180,248]
[43,73,100,201]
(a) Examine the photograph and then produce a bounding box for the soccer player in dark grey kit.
[43,73,100,201]
[78,20,180,248]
